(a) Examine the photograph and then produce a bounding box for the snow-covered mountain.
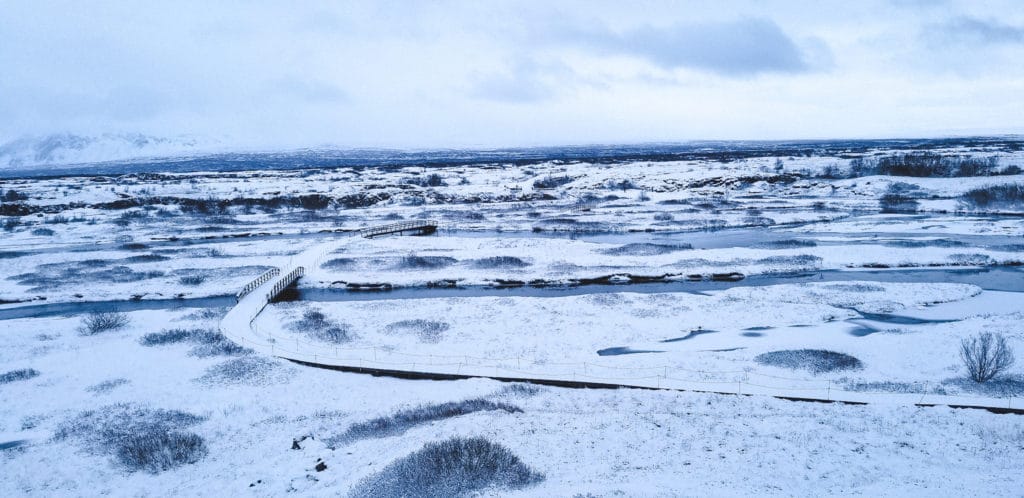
[0,133,222,170]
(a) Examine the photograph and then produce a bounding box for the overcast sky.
[2,0,1023,149]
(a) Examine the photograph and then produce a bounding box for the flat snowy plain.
[2,142,1023,496]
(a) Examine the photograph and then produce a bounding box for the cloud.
[932,17,1024,46]
[470,59,574,103]
[561,18,821,77]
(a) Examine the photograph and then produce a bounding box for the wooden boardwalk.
[358,220,439,238]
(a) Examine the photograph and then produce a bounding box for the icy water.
[281,267,1024,303]
[2,267,1022,320]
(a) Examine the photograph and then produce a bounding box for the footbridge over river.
[219,220,1022,415]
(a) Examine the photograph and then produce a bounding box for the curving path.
[220,224,1022,414]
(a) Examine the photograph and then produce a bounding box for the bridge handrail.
[236,268,281,300]
[358,219,439,238]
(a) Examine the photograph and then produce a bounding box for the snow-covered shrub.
[195,357,291,385]
[470,256,530,269]
[86,378,130,394]
[79,311,129,336]
[879,182,921,213]
[396,255,458,269]
[140,328,250,357]
[328,398,521,446]
[755,349,863,374]
[883,239,966,248]
[0,368,40,384]
[321,257,356,270]
[653,212,673,221]
[756,239,817,249]
[178,274,207,286]
[126,253,170,263]
[496,383,542,398]
[601,243,692,256]
[348,437,543,497]
[948,253,994,266]
[291,309,354,344]
[54,404,207,474]
[960,332,1015,383]
[31,227,55,236]
[384,319,449,343]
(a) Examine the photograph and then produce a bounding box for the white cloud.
[0,0,1022,150]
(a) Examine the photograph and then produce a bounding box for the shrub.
[0,368,40,384]
[140,328,249,357]
[601,243,692,256]
[754,349,863,374]
[86,378,130,394]
[31,227,55,236]
[79,312,129,336]
[533,175,573,189]
[54,404,207,474]
[961,184,1024,209]
[397,255,458,269]
[470,256,530,269]
[194,356,290,385]
[384,319,450,343]
[756,239,817,249]
[179,275,207,286]
[329,398,521,446]
[960,332,1015,383]
[321,257,356,270]
[291,309,354,344]
[348,437,543,497]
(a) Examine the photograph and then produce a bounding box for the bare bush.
[348,436,543,497]
[960,332,1015,383]
[79,312,129,336]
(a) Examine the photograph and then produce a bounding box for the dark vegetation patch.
[86,378,130,394]
[848,153,1017,178]
[54,404,207,474]
[533,175,574,189]
[348,437,543,498]
[11,260,165,292]
[321,257,357,270]
[0,368,40,384]
[755,349,863,374]
[601,243,693,256]
[469,256,530,269]
[396,255,458,269]
[0,250,27,259]
[755,239,818,249]
[328,398,521,446]
[79,311,130,336]
[879,182,921,213]
[31,227,55,236]
[291,309,354,344]
[125,253,170,263]
[883,238,968,248]
[943,375,1024,397]
[384,319,450,343]
[194,356,291,385]
[845,381,947,395]
[140,328,250,357]
[961,184,1024,209]
[179,275,207,286]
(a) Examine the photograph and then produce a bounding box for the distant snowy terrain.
[2,139,1023,496]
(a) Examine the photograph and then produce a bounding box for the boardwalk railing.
[266,266,305,301]
[358,220,438,238]
[236,268,281,301]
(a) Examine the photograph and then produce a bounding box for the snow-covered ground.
[2,146,1024,496]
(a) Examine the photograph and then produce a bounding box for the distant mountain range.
[1,133,1021,178]
[0,133,221,171]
